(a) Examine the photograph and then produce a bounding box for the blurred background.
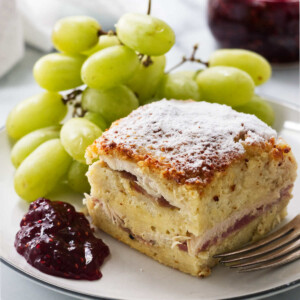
[0,0,299,299]
[0,0,299,125]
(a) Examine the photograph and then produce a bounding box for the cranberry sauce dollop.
[15,198,109,280]
[208,0,299,63]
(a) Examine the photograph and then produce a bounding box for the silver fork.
[214,214,300,272]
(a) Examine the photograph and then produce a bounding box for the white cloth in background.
[0,0,145,78]
[0,0,24,77]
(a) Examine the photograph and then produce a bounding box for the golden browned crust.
[86,100,289,187]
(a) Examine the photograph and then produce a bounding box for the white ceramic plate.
[1,99,300,300]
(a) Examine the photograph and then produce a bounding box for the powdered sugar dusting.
[99,100,277,184]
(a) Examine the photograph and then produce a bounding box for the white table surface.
[0,0,299,299]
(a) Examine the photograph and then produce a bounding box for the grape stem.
[97,29,116,37]
[147,0,152,15]
[62,89,83,105]
[166,44,209,73]
[72,103,87,118]
[143,55,153,66]
[62,89,87,117]
[138,54,153,67]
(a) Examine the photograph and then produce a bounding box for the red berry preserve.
[15,198,110,280]
[208,0,299,63]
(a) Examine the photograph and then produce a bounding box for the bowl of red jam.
[208,0,299,63]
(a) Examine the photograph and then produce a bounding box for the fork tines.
[213,214,300,272]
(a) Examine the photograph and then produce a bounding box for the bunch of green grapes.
[6,6,275,203]
[6,11,176,202]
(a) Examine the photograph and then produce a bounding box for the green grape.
[156,72,201,101]
[82,35,120,56]
[116,13,175,56]
[209,49,271,86]
[175,70,203,80]
[11,126,61,168]
[126,55,166,105]
[81,45,139,89]
[60,118,102,163]
[67,160,90,194]
[84,112,108,131]
[6,92,67,140]
[33,53,85,91]
[235,95,275,126]
[196,66,255,106]
[82,85,139,124]
[14,139,72,202]
[52,16,101,54]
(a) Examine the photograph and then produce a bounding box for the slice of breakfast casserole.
[85,100,297,277]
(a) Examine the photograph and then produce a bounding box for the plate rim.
[1,98,300,300]
[1,257,300,300]
[260,94,300,111]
